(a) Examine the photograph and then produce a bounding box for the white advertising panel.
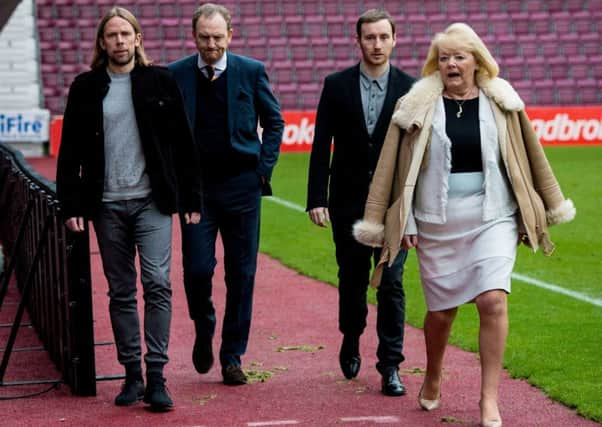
[0,109,50,143]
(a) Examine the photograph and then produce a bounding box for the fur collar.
[392,72,525,130]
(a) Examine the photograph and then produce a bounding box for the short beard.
[108,52,135,67]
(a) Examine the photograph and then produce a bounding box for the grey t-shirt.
[102,70,151,201]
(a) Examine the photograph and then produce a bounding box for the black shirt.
[443,96,482,173]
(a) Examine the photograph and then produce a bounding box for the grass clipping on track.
[244,369,274,383]
[276,345,325,352]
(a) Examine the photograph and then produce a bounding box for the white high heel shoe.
[418,384,441,411]
[480,400,502,427]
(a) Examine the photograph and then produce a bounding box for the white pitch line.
[266,195,306,213]
[247,421,300,426]
[266,196,602,308]
[340,416,400,423]
[511,272,602,307]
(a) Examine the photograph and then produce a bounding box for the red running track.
[0,157,597,426]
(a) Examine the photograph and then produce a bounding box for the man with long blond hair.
[56,6,202,411]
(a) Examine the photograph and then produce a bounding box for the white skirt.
[416,173,518,311]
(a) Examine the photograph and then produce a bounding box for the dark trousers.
[331,213,407,372]
[180,170,262,368]
[93,196,173,369]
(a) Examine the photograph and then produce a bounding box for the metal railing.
[0,144,96,396]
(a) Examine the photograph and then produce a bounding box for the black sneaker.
[143,374,174,411]
[222,365,247,386]
[114,379,144,406]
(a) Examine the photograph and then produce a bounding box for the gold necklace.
[454,99,467,118]
[445,89,477,118]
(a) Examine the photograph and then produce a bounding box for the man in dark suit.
[306,9,415,396]
[168,3,284,386]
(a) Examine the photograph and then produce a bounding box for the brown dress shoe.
[222,365,247,385]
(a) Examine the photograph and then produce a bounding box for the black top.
[443,96,482,173]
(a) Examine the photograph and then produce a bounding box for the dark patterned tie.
[205,65,215,81]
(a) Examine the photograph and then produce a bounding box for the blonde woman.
[353,23,575,427]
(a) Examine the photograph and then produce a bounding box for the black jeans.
[331,213,407,371]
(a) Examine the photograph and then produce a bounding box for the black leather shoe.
[340,355,361,379]
[339,335,361,379]
[143,374,174,411]
[381,369,406,396]
[192,335,214,374]
[222,365,247,386]
[114,379,144,406]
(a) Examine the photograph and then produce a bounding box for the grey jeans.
[93,196,172,369]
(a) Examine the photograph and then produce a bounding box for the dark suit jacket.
[306,64,415,217]
[56,65,203,220]
[168,52,284,193]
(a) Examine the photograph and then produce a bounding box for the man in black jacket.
[306,9,415,396]
[56,7,202,411]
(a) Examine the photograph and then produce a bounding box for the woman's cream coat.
[353,72,576,286]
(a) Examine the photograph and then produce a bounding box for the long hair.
[90,6,152,69]
[421,22,499,82]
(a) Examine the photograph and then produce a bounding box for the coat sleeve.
[352,101,403,247]
[519,110,575,225]
[56,78,84,220]
[165,72,203,213]
[306,76,334,210]
[255,62,284,183]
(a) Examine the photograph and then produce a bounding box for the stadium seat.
[534,82,556,106]
[488,13,511,37]
[331,36,354,62]
[259,0,280,17]
[310,38,331,62]
[325,15,347,38]
[578,33,602,56]
[293,60,315,85]
[543,0,565,12]
[442,0,465,14]
[572,12,594,34]
[556,79,578,105]
[267,38,290,62]
[290,37,311,61]
[245,38,269,62]
[241,16,263,39]
[531,12,551,35]
[395,36,416,61]
[463,0,484,14]
[525,57,548,81]
[548,56,567,81]
[496,34,519,58]
[538,34,560,57]
[305,16,326,38]
[504,0,525,13]
[502,57,525,81]
[264,17,284,39]
[577,79,600,104]
[569,63,591,80]
[510,12,530,35]
[591,56,602,80]
[284,16,305,38]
